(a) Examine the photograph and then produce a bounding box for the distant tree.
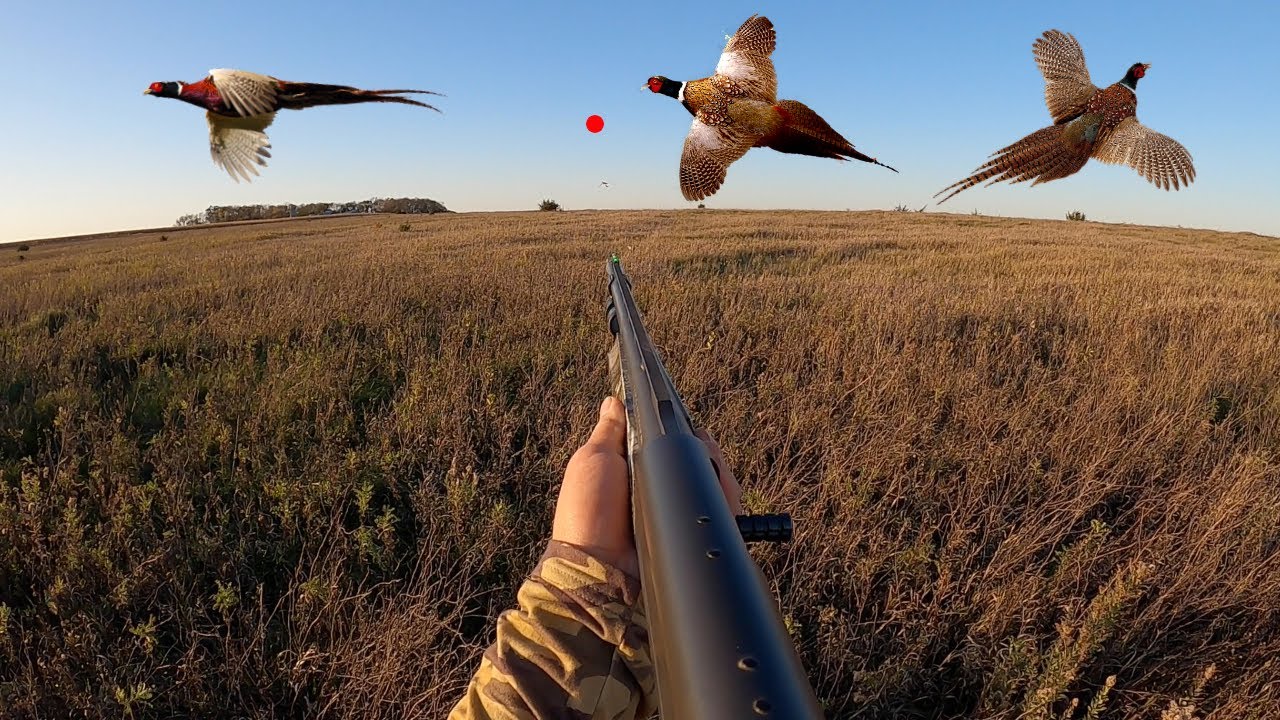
[173,197,449,226]
[17,244,30,252]
[1066,210,1087,222]
[539,199,562,212]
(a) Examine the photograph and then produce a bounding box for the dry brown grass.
[1,210,1278,719]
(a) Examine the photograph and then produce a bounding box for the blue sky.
[2,0,1278,242]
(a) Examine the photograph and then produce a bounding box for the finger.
[587,396,627,456]
[695,428,744,515]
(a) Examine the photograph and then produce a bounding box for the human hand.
[552,396,743,579]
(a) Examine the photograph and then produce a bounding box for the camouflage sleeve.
[448,540,656,720]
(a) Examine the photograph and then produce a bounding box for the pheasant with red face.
[935,30,1194,203]
[646,15,896,202]
[144,69,441,182]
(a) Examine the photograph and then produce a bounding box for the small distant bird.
[144,69,441,182]
[646,15,896,201]
[935,31,1194,204]
[599,181,611,189]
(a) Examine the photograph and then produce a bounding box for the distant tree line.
[174,197,450,226]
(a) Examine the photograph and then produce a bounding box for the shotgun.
[605,256,824,719]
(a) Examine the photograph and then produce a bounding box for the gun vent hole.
[706,549,721,559]
[753,698,772,715]
[697,516,710,524]
[738,657,759,671]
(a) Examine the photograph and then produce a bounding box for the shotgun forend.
[605,256,823,719]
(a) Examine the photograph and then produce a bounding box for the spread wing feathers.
[679,116,755,201]
[208,111,274,183]
[934,124,1089,204]
[766,100,898,172]
[1033,30,1097,124]
[714,14,777,102]
[1093,117,1196,190]
[209,68,280,117]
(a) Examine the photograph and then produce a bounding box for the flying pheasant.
[646,15,896,201]
[144,69,441,182]
[935,30,1194,204]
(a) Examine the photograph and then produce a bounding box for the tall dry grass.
[1,210,1277,718]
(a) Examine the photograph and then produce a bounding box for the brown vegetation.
[1,210,1277,718]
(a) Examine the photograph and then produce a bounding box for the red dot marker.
[586,115,604,133]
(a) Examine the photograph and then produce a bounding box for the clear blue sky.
[2,0,1278,242]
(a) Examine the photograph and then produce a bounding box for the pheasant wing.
[713,14,777,102]
[207,111,274,183]
[209,68,280,117]
[679,114,754,201]
[1033,30,1097,124]
[1093,117,1196,190]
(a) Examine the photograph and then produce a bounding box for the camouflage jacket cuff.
[536,540,642,610]
[448,540,656,720]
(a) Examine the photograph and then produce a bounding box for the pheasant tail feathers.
[277,82,443,112]
[935,124,1089,204]
[765,100,897,172]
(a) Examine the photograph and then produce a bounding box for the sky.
[2,0,1278,243]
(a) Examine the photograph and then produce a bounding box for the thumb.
[587,396,627,455]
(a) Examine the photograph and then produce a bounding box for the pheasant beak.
[1143,63,1152,71]
[143,88,153,95]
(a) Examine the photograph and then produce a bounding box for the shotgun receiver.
[605,256,824,719]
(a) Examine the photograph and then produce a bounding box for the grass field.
[2,210,1278,719]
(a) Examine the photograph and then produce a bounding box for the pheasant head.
[645,75,682,100]
[143,81,181,98]
[1120,63,1151,91]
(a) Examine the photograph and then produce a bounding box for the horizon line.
[5,207,1277,247]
